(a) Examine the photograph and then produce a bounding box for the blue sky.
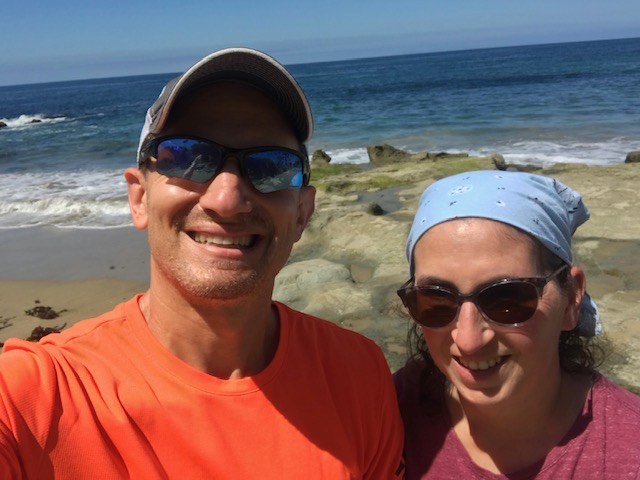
[1,0,638,86]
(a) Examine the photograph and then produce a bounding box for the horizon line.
[1,35,638,89]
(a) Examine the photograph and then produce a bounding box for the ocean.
[1,37,639,229]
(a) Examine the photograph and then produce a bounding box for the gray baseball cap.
[137,47,313,164]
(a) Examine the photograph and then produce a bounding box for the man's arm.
[0,422,22,480]
[0,352,26,479]
[0,342,59,479]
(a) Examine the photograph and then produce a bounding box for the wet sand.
[0,227,148,343]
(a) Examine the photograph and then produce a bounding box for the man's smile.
[190,232,255,247]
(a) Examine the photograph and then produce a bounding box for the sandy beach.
[0,227,148,345]
[1,155,639,392]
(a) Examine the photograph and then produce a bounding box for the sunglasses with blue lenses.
[141,136,310,194]
[397,265,568,329]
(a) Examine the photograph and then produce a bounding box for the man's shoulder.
[277,302,378,345]
[0,296,140,411]
[276,301,389,367]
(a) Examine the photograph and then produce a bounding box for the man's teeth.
[459,357,503,371]
[193,233,252,247]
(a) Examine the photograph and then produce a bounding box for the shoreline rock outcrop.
[276,150,640,392]
[625,151,640,163]
[312,149,332,166]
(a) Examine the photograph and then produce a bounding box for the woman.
[394,170,640,479]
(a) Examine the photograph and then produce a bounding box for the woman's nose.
[451,301,495,353]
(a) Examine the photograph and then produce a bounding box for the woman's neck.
[446,372,593,474]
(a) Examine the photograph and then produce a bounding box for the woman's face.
[412,218,578,409]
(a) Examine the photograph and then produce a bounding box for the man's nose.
[197,157,253,216]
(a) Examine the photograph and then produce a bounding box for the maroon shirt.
[395,370,640,479]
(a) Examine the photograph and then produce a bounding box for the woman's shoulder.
[563,373,640,476]
[585,372,640,456]
[593,372,640,415]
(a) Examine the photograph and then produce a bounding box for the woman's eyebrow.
[413,276,457,289]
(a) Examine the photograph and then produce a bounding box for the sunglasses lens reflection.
[478,282,538,324]
[244,150,304,193]
[149,137,304,193]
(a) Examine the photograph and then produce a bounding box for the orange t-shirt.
[0,296,404,479]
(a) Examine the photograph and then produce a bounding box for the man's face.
[126,83,315,302]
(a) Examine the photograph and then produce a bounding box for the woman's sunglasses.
[140,136,310,194]
[397,265,568,328]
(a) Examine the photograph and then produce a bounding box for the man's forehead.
[162,82,299,149]
[170,82,291,124]
[173,81,277,110]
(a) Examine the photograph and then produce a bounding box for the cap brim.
[138,48,312,164]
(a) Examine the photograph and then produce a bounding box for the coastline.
[1,157,639,392]
[0,226,149,345]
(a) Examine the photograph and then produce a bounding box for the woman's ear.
[124,167,148,230]
[562,265,586,331]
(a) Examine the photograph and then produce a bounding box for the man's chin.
[179,271,262,301]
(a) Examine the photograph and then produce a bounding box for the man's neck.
[138,286,279,379]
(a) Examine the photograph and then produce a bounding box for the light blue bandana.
[406,170,601,336]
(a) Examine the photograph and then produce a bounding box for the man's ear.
[124,167,148,231]
[294,186,316,241]
[562,265,586,331]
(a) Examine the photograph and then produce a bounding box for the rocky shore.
[276,146,640,392]
[1,145,639,393]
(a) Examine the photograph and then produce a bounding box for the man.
[0,48,404,478]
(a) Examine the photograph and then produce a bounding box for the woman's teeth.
[459,356,503,371]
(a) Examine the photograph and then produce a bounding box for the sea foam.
[0,169,131,229]
[324,148,370,164]
[0,114,68,129]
